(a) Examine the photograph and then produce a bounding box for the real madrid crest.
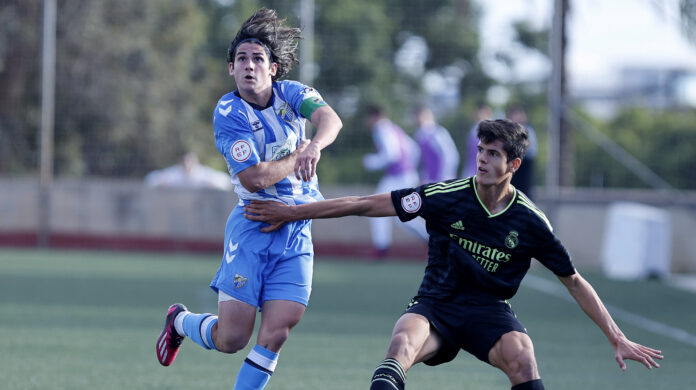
[504,230,519,249]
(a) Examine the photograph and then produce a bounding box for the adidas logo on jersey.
[450,220,465,230]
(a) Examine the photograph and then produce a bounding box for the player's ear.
[510,157,522,173]
[228,62,234,76]
[269,62,278,77]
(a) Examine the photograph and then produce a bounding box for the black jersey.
[391,176,575,303]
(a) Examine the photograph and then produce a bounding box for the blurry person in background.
[413,105,459,184]
[506,105,538,199]
[363,104,428,258]
[155,8,343,390]
[144,152,232,190]
[462,102,493,178]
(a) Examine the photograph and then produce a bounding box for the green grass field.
[1,248,694,389]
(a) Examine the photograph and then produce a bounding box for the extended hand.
[244,200,294,233]
[294,140,320,181]
[613,336,663,371]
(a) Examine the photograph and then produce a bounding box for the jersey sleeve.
[281,80,327,119]
[533,227,576,277]
[390,185,429,222]
[213,100,261,175]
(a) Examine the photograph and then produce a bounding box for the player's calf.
[179,311,218,350]
[233,344,279,390]
[489,331,540,384]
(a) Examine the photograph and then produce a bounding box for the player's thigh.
[257,299,307,351]
[211,207,275,308]
[216,298,257,347]
[412,327,443,366]
[487,331,539,377]
[388,313,441,368]
[261,228,314,306]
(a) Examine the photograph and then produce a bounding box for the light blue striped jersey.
[213,80,327,205]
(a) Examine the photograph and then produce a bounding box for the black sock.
[370,358,406,390]
[511,379,545,390]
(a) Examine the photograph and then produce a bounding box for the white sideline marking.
[522,274,696,348]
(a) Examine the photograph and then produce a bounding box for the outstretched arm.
[244,192,396,232]
[557,272,663,371]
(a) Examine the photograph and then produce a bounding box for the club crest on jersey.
[505,230,519,249]
[231,140,252,162]
[401,192,422,213]
[233,273,248,289]
[275,102,295,123]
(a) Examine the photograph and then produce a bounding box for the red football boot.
[156,303,187,366]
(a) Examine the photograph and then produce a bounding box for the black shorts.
[404,296,527,365]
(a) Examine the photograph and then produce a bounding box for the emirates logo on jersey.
[401,192,422,213]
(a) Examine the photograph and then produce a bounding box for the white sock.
[174,311,190,336]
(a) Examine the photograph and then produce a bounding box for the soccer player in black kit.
[243,119,663,390]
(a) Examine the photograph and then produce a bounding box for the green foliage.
[3,0,694,189]
[512,20,549,56]
[53,1,215,176]
[0,0,489,183]
[0,1,42,173]
[680,0,696,44]
[574,108,696,189]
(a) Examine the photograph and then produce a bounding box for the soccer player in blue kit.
[243,119,663,390]
[155,8,343,390]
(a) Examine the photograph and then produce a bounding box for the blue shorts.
[210,205,314,308]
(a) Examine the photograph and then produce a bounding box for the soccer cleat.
[156,303,187,366]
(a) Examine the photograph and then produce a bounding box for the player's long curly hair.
[227,8,301,81]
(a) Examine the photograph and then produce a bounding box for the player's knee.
[215,331,251,354]
[503,350,538,383]
[258,327,291,351]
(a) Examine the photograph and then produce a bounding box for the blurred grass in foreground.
[0,249,693,389]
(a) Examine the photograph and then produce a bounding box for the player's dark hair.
[477,119,529,161]
[364,104,385,118]
[227,8,301,81]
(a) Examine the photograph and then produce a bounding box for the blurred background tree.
[1,0,695,189]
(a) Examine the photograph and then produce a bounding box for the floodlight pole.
[546,0,566,199]
[299,0,315,86]
[38,0,57,247]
